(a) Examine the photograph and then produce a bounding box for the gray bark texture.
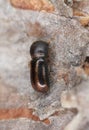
[0,0,89,130]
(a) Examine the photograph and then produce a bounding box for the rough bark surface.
[0,0,89,130]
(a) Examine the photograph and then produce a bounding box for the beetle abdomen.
[30,58,49,92]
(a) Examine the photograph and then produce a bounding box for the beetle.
[30,41,50,93]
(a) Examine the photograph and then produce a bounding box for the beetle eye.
[39,50,44,54]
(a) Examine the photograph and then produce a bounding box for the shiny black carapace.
[30,41,49,93]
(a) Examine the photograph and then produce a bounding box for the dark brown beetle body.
[30,41,49,93]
